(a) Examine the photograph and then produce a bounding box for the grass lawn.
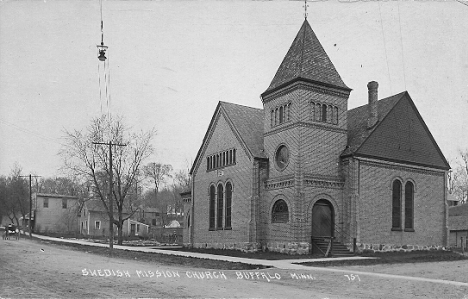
[297,250,468,267]
[37,237,468,270]
[37,239,269,270]
[159,247,325,260]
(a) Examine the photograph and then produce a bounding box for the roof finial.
[304,0,308,20]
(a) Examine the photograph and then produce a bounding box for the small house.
[449,204,468,248]
[32,193,80,234]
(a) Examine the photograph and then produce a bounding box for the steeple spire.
[262,20,350,98]
[304,0,308,20]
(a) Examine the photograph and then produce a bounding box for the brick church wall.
[356,159,447,250]
[191,112,256,250]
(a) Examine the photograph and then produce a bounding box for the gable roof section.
[85,199,131,214]
[220,102,265,158]
[35,193,78,199]
[85,200,108,212]
[343,91,450,170]
[449,204,468,217]
[190,101,265,175]
[449,204,468,230]
[344,92,404,155]
[262,19,350,97]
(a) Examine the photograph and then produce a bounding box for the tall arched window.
[405,182,414,231]
[327,105,332,123]
[279,106,284,123]
[321,104,327,122]
[217,184,224,229]
[310,102,315,121]
[334,106,339,125]
[392,180,402,230]
[209,185,216,230]
[272,199,289,223]
[315,103,321,121]
[225,182,232,229]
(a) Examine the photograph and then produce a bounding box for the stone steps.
[312,239,354,256]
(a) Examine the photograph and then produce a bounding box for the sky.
[0,0,467,178]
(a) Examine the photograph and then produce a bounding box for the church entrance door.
[311,200,334,237]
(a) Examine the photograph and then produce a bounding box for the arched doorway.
[312,199,334,237]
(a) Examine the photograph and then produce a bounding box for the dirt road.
[1,238,468,298]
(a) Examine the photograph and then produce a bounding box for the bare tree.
[37,176,84,196]
[173,169,191,190]
[144,163,173,202]
[450,150,468,205]
[60,114,155,245]
[143,162,172,226]
[2,164,29,228]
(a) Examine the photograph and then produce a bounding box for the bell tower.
[261,19,351,180]
[260,19,351,244]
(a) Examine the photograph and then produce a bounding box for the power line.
[455,0,468,7]
[397,2,407,91]
[378,2,393,94]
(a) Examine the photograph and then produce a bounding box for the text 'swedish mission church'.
[185,19,450,254]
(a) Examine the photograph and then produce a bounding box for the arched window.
[279,106,284,123]
[316,103,321,121]
[392,180,402,230]
[225,182,232,229]
[405,182,414,230]
[310,102,315,121]
[334,106,339,125]
[272,199,289,223]
[209,185,216,230]
[287,103,291,121]
[327,105,333,123]
[321,104,327,122]
[217,184,224,229]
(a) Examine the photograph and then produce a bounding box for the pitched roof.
[343,91,450,170]
[84,200,108,212]
[263,19,350,96]
[190,102,265,175]
[220,102,266,159]
[85,199,131,214]
[35,193,78,199]
[449,204,468,217]
[343,92,405,155]
[449,205,468,230]
[141,207,161,213]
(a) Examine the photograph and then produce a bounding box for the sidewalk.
[30,233,374,270]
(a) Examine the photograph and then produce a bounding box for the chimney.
[367,81,379,129]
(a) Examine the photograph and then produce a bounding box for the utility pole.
[19,174,41,238]
[93,141,126,256]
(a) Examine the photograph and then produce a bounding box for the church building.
[186,19,450,254]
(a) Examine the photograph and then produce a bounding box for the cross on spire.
[304,0,309,20]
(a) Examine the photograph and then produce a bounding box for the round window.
[275,145,289,170]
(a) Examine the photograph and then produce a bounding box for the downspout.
[443,170,448,247]
[190,173,195,247]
